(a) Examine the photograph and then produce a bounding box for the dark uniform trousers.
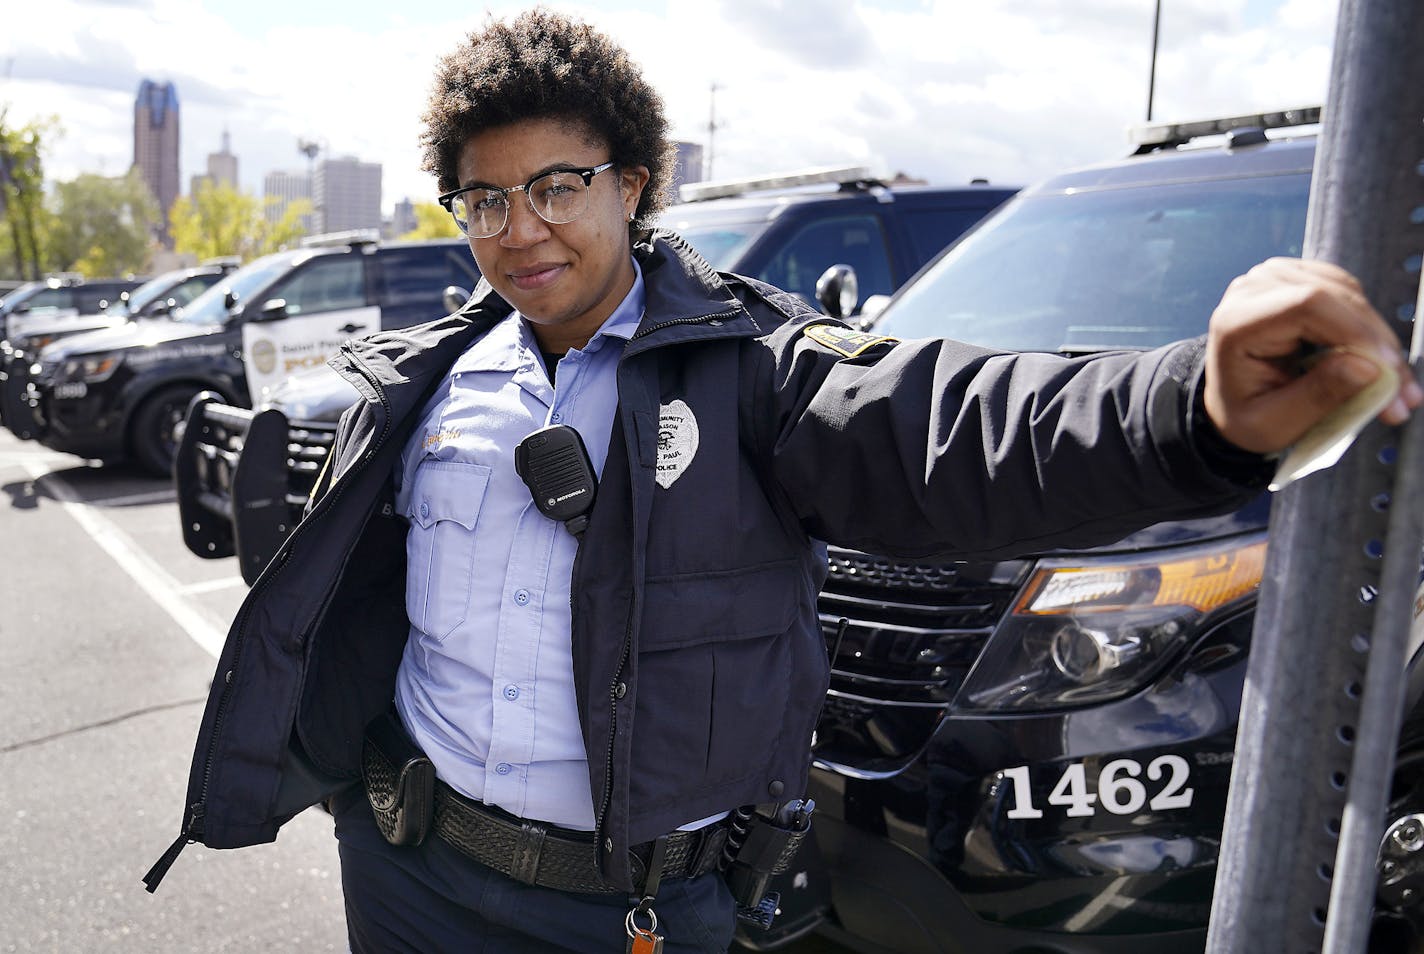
[332,786,738,953]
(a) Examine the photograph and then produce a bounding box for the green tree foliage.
[48,169,159,277]
[400,201,462,240]
[0,109,57,281]
[170,180,312,261]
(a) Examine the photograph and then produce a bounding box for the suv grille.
[818,547,1029,706]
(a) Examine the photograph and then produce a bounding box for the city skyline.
[7,0,1338,217]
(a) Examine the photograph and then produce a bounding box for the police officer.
[150,10,1422,954]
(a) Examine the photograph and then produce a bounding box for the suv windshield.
[175,254,298,326]
[104,274,178,318]
[660,205,767,270]
[876,172,1309,352]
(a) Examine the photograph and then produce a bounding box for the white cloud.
[1,0,1337,216]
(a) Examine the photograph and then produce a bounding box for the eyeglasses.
[438,162,616,238]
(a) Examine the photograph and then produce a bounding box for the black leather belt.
[430,781,726,895]
[360,715,726,895]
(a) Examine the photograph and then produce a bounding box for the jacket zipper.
[590,308,741,874]
[144,344,393,893]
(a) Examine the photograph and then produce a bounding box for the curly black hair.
[421,9,674,228]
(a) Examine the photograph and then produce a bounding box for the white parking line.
[177,577,247,596]
[22,461,227,658]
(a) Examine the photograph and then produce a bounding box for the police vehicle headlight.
[956,535,1266,711]
[60,353,123,383]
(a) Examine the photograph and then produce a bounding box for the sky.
[2,0,1339,217]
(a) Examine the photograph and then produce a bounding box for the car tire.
[130,384,201,479]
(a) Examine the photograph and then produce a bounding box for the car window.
[19,287,76,312]
[168,274,221,308]
[268,256,366,317]
[756,214,895,308]
[876,172,1310,352]
[901,206,1004,263]
[378,247,478,308]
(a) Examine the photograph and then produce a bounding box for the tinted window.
[268,255,367,317]
[901,206,1004,262]
[19,287,76,312]
[877,173,1309,351]
[76,285,129,314]
[167,274,222,309]
[378,247,479,309]
[756,214,894,309]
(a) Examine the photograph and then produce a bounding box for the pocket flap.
[405,460,491,530]
[640,559,803,651]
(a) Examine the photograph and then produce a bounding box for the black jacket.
[152,232,1265,892]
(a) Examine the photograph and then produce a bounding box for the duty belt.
[361,721,727,895]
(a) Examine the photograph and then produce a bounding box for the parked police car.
[0,260,239,438]
[175,168,1016,582]
[0,273,145,340]
[17,234,476,477]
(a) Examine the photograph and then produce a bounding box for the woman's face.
[455,118,649,354]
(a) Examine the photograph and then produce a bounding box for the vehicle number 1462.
[1001,756,1194,819]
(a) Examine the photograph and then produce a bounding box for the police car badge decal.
[655,400,699,489]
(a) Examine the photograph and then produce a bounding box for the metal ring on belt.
[429,780,725,895]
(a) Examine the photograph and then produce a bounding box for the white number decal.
[1147,754,1195,810]
[1099,758,1148,815]
[1000,755,1195,820]
[1047,762,1097,817]
[1003,765,1043,819]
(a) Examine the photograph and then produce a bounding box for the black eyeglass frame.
[437,161,617,237]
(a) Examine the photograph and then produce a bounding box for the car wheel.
[130,384,200,479]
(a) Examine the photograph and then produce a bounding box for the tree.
[47,170,159,277]
[400,201,461,240]
[170,181,311,261]
[0,109,57,281]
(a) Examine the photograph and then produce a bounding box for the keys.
[625,904,664,954]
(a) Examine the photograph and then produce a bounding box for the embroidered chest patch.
[656,399,700,489]
[803,323,897,358]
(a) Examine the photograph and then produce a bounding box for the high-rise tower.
[133,79,180,244]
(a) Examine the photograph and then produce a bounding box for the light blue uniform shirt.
[392,261,644,830]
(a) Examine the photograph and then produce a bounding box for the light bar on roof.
[678,165,874,203]
[300,229,381,248]
[1129,105,1323,147]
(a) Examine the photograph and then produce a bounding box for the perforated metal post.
[1205,1,1424,951]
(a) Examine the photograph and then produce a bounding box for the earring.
[627,211,635,222]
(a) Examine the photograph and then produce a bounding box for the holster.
[361,711,436,847]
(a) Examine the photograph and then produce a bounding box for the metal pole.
[1205,0,1424,951]
[1147,0,1161,122]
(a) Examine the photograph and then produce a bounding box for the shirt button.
[551,412,562,423]
[513,589,531,606]
[495,762,513,776]
[503,685,520,701]
[419,501,430,519]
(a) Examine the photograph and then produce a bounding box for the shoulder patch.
[803,323,898,358]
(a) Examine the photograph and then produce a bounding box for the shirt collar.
[450,258,644,373]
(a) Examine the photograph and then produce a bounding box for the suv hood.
[1037,493,1271,558]
[39,317,221,362]
[257,363,358,420]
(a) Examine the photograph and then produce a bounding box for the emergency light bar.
[1129,105,1322,149]
[678,165,875,203]
[300,229,381,249]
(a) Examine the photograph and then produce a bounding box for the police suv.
[0,274,145,339]
[174,167,1016,582]
[0,260,239,438]
[19,234,477,477]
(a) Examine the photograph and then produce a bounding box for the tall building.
[314,156,382,235]
[671,141,705,197]
[190,129,240,197]
[263,169,314,235]
[388,198,417,239]
[133,79,180,244]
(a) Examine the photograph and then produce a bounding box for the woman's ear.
[622,164,652,217]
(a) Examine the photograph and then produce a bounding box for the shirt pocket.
[404,460,491,641]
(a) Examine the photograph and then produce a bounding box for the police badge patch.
[803,323,898,358]
[656,400,699,489]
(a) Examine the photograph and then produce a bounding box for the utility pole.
[706,82,720,182]
[1204,0,1424,950]
[1147,0,1162,121]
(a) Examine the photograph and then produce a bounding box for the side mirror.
[223,290,240,310]
[856,295,892,331]
[442,285,472,313]
[815,264,860,322]
[255,298,289,322]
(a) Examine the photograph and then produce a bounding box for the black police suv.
[0,274,145,340]
[745,109,1424,954]
[0,261,239,438]
[174,168,1017,583]
[18,235,477,477]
